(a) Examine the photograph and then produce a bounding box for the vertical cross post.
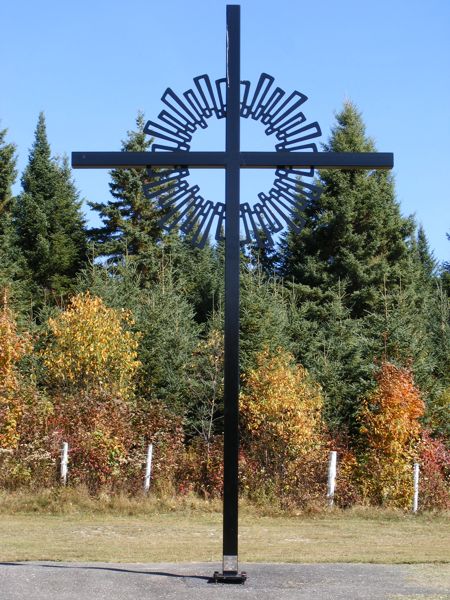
[215,4,246,583]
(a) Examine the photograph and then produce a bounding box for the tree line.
[0,104,448,508]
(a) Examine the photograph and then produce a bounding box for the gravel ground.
[1,561,449,600]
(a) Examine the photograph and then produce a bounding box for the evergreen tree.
[88,111,222,316]
[421,230,450,437]
[89,112,164,275]
[0,126,29,311]
[0,125,18,284]
[77,255,144,316]
[416,224,437,280]
[282,101,414,319]
[244,231,280,278]
[286,280,371,431]
[14,113,87,301]
[176,239,221,324]
[427,281,450,388]
[184,322,224,442]
[134,266,201,414]
[280,102,436,433]
[240,265,291,373]
[442,232,450,296]
[90,113,229,324]
[0,126,17,223]
[364,272,436,395]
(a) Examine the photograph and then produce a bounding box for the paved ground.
[0,562,448,599]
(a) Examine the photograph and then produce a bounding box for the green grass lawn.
[0,504,448,563]
[1,488,448,563]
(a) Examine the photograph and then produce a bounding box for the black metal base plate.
[211,570,247,584]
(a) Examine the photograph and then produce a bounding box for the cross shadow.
[0,562,211,582]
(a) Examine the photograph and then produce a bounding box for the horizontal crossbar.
[72,151,393,170]
[72,152,226,169]
[241,152,394,170]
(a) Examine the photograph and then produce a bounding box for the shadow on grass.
[0,562,211,581]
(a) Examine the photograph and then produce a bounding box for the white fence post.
[413,462,420,513]
[327,450,337,507]
[144,443,153,493]
[60,441,69,486]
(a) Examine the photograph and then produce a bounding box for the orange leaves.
[360,362,424,455]
[43,292,141,398]
[358,362,425,506]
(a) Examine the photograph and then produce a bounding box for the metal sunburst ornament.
[143,73,322,248]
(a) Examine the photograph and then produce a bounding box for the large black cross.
[72,5,393,584]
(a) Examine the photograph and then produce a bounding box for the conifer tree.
[14,113,87,301]
[88,111,221,311]
[286,280,371,430]
[442,232,450,296]
[364,272,436,395]
[0,127,18,281]
[90,112,227,323]
[89,112,164,275]
[0,126,17,224]
[136,267,201,413]
[245,232,279,277]
[416,224,437,280]
[282,101,414,319]
[184,324,224,442]
[240,265,291,372]
[177,239,221,324]
[280,102,434,433]
[0,126,29,309]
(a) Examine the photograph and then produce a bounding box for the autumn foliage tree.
[41,292,142,489]
[43,291,140,397]
[0,290,31,449]
[240,348,326,506]
[358,362,425,507]
[0,291,54,488]
[417,430,450,510]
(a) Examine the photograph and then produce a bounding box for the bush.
[0,294,31,450]
[417,430,450,510]
[177,435,224,498]
[358,362,424,507]
[240,348,327,507]
[42,291,141,398]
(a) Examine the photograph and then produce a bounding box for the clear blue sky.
[1,0,449,263]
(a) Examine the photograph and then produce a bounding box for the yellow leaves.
[0,395,22,449]
[0,296,31,449]
[239,350,327,507]
[42,292,141,398]
[240,348,324,454]
[0,301,31,391]
[358,362,425,507]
